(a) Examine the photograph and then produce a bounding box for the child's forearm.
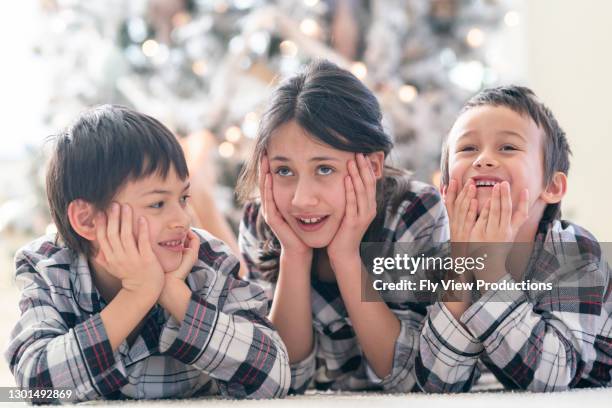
[442,264,473,321]
[100,287,159,351]
[158,278,191,322]
[443,300,470,320]
[157,271,291,398]
[331,254,400,379]
[269,251,314,363]
[416,301,482,393]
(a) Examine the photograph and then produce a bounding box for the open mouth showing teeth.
[297,216,328,225]
[475,180,500,187]
[159,239,184,247]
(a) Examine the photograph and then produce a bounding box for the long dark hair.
[236,60,412,279]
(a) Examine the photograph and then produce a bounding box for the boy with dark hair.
[5,105,290,402]
[417,86,612,391]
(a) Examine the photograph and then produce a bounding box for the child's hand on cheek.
[443,178,478,246]
[94,203,165,299]
[259,154,311,258]
[163,230,200,284]
[327,154,377,262]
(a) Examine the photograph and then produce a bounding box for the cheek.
[448,161,466,185]
[510,166,539,204]
[329,179,347,212]
[271,183,293,213]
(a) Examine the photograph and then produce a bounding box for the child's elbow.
[517,350,581,392]
[251,353,291,398]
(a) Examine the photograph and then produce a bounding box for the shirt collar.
[71,251,103,313]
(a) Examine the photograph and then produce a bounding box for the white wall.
[525,0,612,240]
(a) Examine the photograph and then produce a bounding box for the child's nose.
[169,206,191,229]
[472,153,498,168]
[291,179,319,208]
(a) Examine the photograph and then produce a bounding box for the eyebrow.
[142,182,191,196]
[269,156,340,162]
[497,130,527,141]
[456,130,527,142]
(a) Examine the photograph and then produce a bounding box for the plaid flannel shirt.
[238,179,450,393]
[5,228,290,402]
[416,218,612,392]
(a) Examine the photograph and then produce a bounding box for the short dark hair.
[46,105,188,257]
[440,86,571,219]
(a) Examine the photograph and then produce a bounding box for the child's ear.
[366,151,385,180]
[67,199,98,241]
[540,171,567,204]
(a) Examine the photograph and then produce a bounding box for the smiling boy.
[416,86,612,392]
[5,105,289,402]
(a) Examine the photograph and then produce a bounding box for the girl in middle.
[236,60,449,393]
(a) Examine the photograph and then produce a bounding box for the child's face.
[447,105,547,214]
[109,166,192,272]
[266,121,354,248]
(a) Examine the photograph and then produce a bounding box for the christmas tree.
[34,0,517,230]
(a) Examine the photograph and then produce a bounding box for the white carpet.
[75,387,612,408]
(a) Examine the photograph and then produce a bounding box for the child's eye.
[150,201,164,209]
[457,145,476,152]
[500,145,518,151]
[317,166,334,176]
[274,167,293,177]
[180,194,191,206]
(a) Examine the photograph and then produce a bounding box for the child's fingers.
[444,179,458,215]
[180,230,200,271]
[359,153,376,195]
[262,172,278,222]
[185,229,200,252]
[169,231,200,280]
[264,173,287,227]
[344,175,358,219]
[474,198,491,235]
[458,183,475,219]
[263,173,278,221]
[348,158,367,215]
[511,188,530,232]
[454,179,468,207]
[500,182,512,228]
[365,153,377,181]
[120,204,138,255]
[465,198,478,232]
[489,183,501,230]
[137,216,154,257]
[454,179,473,217]
[92,216,110,269]
[361,154,378,216]
[454,183,474,239]
[106,202,124,255]
[94,213,114,262]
